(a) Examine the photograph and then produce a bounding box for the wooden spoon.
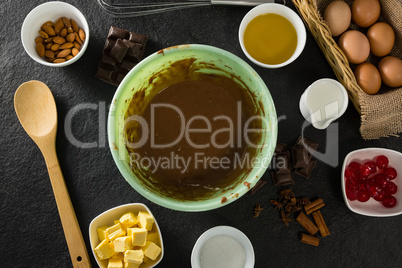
[14,80,91,268]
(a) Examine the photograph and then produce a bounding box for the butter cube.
[124,261,140,268]
[94,239,115,260]
[124,249,144,264]
[146,230,160,245]
[143,241,161,260]
[108,254,123,268]
[126,228,135,237]
[138,211,154,231]
[113,236,133,252]
[97,226,110,242]
[131,228,148,246]
[120,212,138,228]
[106,223,126,241]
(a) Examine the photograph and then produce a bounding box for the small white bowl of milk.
[191,226,254,268]
[299,78,349,129]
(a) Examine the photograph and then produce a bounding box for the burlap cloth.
[292,0,402,139]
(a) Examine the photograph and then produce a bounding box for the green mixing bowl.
[108,44,277,211]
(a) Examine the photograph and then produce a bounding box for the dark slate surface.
[1,0,402,267]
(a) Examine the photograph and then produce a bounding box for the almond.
[42,25,56,36]
[38,30,49,39]
[60,28,68,38]
[36,43,45,57]
[66,33,75,43]
[44,37,53,43]
[78,28,86,42]
[45,50,55,58]
[53,58,66,63]
[53,36,66,44]
[41,21,54,30]
[60,42,74,49]
[73,41,81,50]
[57,49,71,58]
[51,43,60,51]
[54,19,64,35]
[35,36,44,43]
[74,32,83,45]
[67,27,74,34]
[45,43,52,50]
[72,48,79,56]
[62,17,71,28]
[71,19,79,32]
[65,55,74,61]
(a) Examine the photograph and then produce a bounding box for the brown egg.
[378,56,402,87]
[324,1,351,36]
[367,22,395,57]
[354,62,381,94]
[352,0,380,28]
[338,30,370,64]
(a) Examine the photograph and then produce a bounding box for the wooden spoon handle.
[43,148,91,268]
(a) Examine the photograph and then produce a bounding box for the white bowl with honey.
[239,3,306,68]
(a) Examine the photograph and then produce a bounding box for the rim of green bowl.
[108,44,277,212]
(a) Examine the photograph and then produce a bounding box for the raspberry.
[382,196,397,208]
[376,155,389,169]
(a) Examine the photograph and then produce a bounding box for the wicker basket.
[292,0,402,139]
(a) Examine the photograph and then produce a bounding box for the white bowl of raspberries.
[342,148,402,217]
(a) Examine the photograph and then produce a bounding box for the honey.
[244,13,297,65]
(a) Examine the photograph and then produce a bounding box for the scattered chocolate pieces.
[270,136,319,185]
[96,26,148,86]
[294,159,317,179]
[271,171,295,186]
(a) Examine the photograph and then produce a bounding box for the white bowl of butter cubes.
[89,203,164,268]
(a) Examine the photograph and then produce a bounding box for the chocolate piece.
[250,179,267,195]
[275,151,291,174]
[96,26,148,86]
[275,142,287,153]
[294,160,317,179]
[271,171,295,186]
[292,145,310,168]
[295,136,318,155]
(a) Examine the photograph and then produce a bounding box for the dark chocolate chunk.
[292,145,310,168]
[294,160,317,179]
[96,26,148,86]
[275,142,287,153]
[109,39,129,63]
[295,136,318,155]
[271,171,295,186]
[275,151,291,174]
[250,179,267,195]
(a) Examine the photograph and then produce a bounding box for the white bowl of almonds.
[89,203,164,268]
[21,1,89,67]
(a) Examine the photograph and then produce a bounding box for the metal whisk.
[95,0,278,17]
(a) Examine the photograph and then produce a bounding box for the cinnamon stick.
[312,210,330,237]
[300,233,320,246]
[296,212,318,235]
[304,198,325,215]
